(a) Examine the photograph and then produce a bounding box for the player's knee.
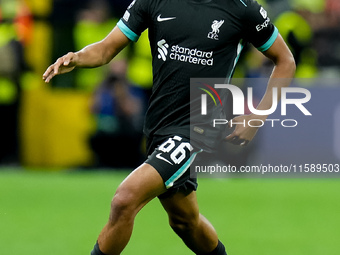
[169,214,199,235]
[109,187,138,221]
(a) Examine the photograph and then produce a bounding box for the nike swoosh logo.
[157,14,176,22]
[156,153,173,165]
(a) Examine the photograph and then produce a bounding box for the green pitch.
[1,168,339,255]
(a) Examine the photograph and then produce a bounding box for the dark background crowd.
[0,0,339,169]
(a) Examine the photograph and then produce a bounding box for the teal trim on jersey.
[257,26,279,52]
[117,20,139,42]
[165,150,203,189]
[228,40,245,81]
[239,0,247,7]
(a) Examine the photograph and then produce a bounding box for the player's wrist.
[248,113,268,123]
[71,52,81,67]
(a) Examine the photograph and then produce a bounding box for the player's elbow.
[93,41,113,66]
[285,53,296,74]
[100,48,113,65]
[100,41,123,65]
[274,52,296,78]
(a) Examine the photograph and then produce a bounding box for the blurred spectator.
[312,0,340,77]
[88,59,147,168]
[0,0,31,164]
[275,9,318,78]
[73,0,117,91]
[50,0,131,89]
[289,0,325,14]
[50,0,83,88]
[326,0,340,26]
[126,31,153,98]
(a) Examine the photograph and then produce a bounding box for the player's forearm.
[73,26,130,68]
[251,55,296,121]
[43,26,130,83]
[74,42,113,68]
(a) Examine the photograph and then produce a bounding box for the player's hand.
[225,114,262,146]
[42,52,78,83]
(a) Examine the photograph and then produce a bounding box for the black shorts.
[145,135,202,198]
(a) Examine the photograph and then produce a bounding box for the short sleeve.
[242,0,278,52]
[117,0,150,42]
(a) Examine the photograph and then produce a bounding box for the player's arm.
[249,33,296,115]
[43,26,130,83]
[226,34,296,146]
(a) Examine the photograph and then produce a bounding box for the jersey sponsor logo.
[157,39,169,61]
[157,39,214,66]
[260,7,268,19]
[256,17,270,31]
[207,20,224,40]
[170,45,214,66]
[157,14,176,22]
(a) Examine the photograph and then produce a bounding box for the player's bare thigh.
[111,163,167,218]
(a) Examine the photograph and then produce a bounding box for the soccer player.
[43,0,295,254]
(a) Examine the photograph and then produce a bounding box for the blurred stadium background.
[0,0,340,254]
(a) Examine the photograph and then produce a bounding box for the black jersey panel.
[118,0,278,150]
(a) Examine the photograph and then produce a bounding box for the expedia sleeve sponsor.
[242,1,278,51]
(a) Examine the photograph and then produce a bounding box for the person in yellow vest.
[275,8,318,78]
[73,0,118,91]
[126,31,153,97]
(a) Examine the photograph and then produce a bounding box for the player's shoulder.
[131,0,164,6]
[129,0,165,13]
[229,0,262,11]
[229,0,266,21]
[226,0,261,16]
